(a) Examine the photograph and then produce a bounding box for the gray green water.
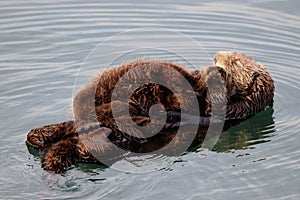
[0,0,300,199]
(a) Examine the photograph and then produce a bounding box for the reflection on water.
[0,0,300,199]
[213,107,275,152]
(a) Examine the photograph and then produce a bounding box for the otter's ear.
[41,138,79,173]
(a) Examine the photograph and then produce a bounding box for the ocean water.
[0,0,299,199]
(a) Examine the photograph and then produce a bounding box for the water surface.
[0,0,299,199]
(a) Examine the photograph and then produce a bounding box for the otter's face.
[214,51,255,72]
[213,51,244,96]
[213,51,237,70]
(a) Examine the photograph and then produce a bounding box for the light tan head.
[213,51,271,96]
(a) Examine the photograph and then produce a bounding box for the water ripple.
[0,0,299,199]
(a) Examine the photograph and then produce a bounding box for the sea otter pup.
[26,51,274,173]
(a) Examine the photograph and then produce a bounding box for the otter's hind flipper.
[41,137,79,173]
[26,120,76,150]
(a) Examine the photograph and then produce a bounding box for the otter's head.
[213,51,249,76]
[214,51,241,67]
[213,51,262,95]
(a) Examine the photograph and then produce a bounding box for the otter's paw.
[203,66,227,116]
[41,138,78,173]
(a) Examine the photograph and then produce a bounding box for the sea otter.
[26,51,274,173]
